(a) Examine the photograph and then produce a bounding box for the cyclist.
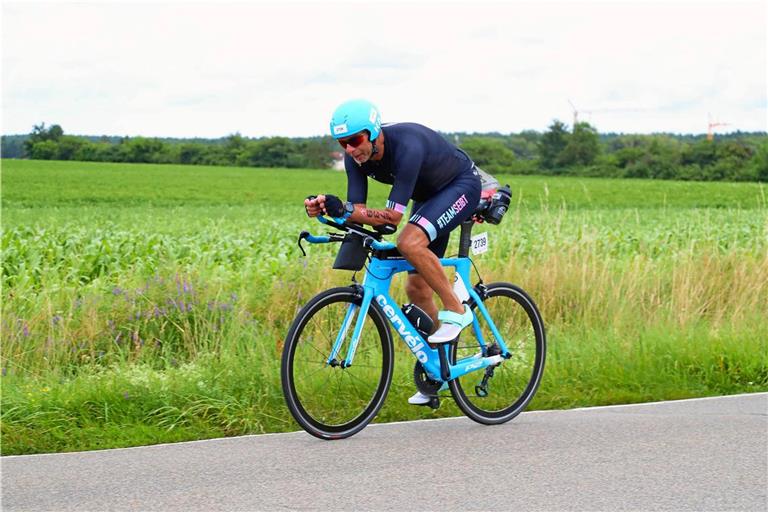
[304,99,482,405]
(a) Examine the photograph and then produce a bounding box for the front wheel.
[281,287,394,439]
[449,282,546,424]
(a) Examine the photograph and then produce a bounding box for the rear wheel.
[449,282,546,424]
[281,287,393,439]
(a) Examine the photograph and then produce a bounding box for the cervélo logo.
[375,295,428,363]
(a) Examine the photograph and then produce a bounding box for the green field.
[2,159,767,454]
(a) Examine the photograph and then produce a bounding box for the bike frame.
[327,254,511,383]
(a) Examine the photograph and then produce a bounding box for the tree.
[752,142,768,182]
[24,123,65,156]
[460,137,516,173]
[121,137,167,163]
[179,143,206,165]
[682,139,718,167]
[298,138,334,169]
[27,140,58,160]
[557,122,600,167]
[507,133,539,159]
[55,136,85,160]
[1,135,27,158]
[224,133,247,165]
[538,120,569,170]
[243,137,299,167]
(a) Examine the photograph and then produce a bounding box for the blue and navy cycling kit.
[345,122,481,258]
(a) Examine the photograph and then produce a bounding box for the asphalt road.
[2,393,766,511]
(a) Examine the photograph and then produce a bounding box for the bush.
[460,137,517,173]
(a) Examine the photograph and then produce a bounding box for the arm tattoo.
[363,208,395,222]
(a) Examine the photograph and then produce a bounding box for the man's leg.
[405,274,437,326]
[398,224,464,315]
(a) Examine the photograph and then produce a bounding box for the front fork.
[327,285,367,368]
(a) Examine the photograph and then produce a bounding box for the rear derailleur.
[475,343,502,397]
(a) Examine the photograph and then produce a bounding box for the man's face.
[337,131,372,164]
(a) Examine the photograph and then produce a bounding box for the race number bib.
[470,232,489,255]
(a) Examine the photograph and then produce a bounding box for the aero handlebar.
[298,216,397,256]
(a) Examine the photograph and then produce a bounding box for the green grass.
[2,159,767,454]
[3,159,766,210]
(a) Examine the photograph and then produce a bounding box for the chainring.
[413,361,444,395]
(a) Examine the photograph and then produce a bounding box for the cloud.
[2,1,765,137]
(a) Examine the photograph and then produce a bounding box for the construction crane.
[567,99,647,129]
[568,100,589,128]
[707,114,730,141]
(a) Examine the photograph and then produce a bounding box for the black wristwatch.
[343,201,355,218]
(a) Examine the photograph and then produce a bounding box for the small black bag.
[333,232,368,271]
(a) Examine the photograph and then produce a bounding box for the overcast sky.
[2,0,766,138]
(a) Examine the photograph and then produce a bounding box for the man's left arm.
[309,195,402,227]
[348,204,403,227]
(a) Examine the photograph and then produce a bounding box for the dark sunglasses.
[337,133,367,148]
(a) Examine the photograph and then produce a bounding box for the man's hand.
[304,195,323,217]
[304,194,345,218]
[321,194,345,217]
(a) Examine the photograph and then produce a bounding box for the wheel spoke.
[450,284,545,424]
[282,291,392,438]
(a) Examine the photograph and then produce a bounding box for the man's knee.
[397,225,428,257]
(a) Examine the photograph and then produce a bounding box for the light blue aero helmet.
[329,99,382,141]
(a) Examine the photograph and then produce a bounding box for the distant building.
[330,151,344,170]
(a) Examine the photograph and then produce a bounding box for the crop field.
[2,159,767,454]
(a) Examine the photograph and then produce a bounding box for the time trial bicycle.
[281,188,546,440]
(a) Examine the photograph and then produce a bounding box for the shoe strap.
[437,305,472,327]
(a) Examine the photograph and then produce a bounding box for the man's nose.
[344,144,355,154]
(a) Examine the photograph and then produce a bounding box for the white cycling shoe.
[408,391,433,405]
[408,382,449,406]
[428,304,473,343]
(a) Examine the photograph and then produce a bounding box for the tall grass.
[1,159,766,454]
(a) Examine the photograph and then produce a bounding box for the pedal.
[428,397,440,410]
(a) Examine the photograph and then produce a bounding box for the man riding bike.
[304,99,482,405]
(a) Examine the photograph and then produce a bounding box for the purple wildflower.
[1,367,6,377]
[112,287,123,296]
[52,315,62,326]
[123,391,131,400]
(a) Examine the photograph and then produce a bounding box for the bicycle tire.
[281,286,393,440]
[449,282,546,424]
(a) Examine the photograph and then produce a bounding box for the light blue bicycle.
[281,195,546,440]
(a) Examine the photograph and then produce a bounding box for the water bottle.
[401,303,434,337]
[485,184,511,225]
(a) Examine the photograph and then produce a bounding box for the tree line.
[5,124,333,169]
[3,122,766,182]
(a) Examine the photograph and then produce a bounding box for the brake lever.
[297,231,309,257]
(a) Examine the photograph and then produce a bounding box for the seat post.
[458,220,474,258]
